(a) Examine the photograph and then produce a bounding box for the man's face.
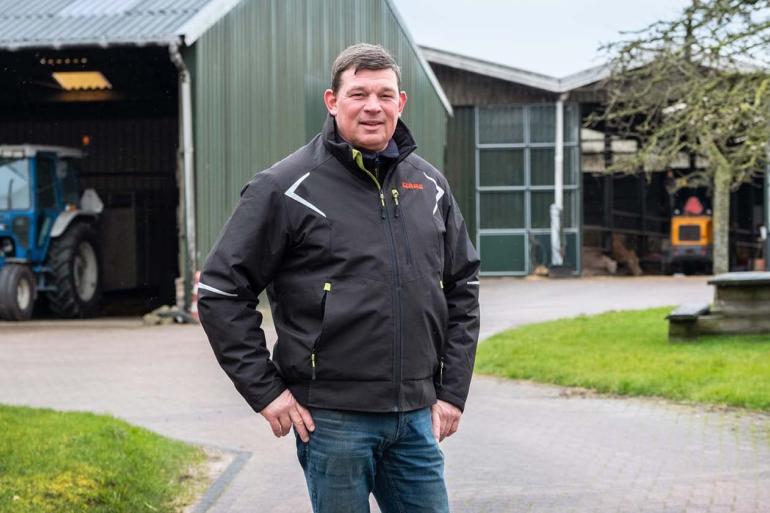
[324,67,407,152]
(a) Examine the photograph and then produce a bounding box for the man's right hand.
[260,389,315,442]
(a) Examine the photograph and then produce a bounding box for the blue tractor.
[0,145,103,321]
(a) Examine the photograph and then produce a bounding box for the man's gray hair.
[330,43,401,93]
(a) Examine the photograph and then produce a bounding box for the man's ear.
[398,91,408,117]
[323,89,338,116]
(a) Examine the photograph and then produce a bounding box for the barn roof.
[0,0,241,49]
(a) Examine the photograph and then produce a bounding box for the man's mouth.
[360,120,383,127]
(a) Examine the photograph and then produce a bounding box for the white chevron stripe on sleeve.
[422,172,445,215]
[198,282,238,297]
[285,172,326,217]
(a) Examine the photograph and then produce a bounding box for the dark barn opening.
[0,46,181,313]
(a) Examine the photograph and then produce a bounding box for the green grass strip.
[0,404,205,513]
[475,307,770,410]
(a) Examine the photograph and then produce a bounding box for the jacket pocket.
[271,285,324,381]
[399,191,445,277]
[433,214,446,272]
[401,272,446,380]
[310,282,332,380]
[313,277,393,381]
[401,216,415,267]
[392,188,415,267]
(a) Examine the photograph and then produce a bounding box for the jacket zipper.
[356,162,403,409]
[391,188,413,266]
[384,192,403,409]
[355,162,387,219]
[311,282,331,380]
[439,279,445,385]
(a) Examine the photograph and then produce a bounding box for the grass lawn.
[0,404,206,513]
[475,307,770,410]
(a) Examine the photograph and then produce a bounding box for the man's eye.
[350,92,364,98]
[381,94,394,99]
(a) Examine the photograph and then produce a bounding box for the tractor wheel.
[46,222,102,318]
[0,264,36,321]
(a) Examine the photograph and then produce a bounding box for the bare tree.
[593,0,770,274]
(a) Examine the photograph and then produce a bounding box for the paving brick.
[1,277,768,512]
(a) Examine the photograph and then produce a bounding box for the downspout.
[169,42,197,310]
[551,92,569,267]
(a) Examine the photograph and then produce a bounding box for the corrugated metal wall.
[445,107,476,243]
[432,63,557,106]
[190,0,449,260]
[0,114,177,194]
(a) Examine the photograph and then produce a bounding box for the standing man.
[198,43,480,513]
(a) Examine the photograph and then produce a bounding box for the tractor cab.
[0,146,82,264]
[0,145,102,321]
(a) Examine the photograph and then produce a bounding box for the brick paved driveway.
[2,276,769,513]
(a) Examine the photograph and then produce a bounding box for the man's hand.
[431,399,462,442]
[260,389,315,442]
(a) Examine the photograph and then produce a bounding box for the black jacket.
[198,116,480,413]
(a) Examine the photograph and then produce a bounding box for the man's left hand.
[431,400,462,442]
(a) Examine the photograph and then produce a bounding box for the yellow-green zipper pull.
[311,352,316,380]
[379,192,386,219]
[391,189,400,218]
[439,358,444,385]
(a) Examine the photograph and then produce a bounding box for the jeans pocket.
[295,433,309,469]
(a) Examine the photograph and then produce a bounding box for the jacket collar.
[321,114,417,176]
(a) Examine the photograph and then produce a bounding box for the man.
[198,43,480,513]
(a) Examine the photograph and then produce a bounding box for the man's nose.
[363,94,382,112]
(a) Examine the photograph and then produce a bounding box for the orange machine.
[664,196,713,273]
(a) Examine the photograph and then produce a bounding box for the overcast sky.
[389,0,692,77]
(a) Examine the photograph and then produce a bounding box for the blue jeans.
[294,407,450,513]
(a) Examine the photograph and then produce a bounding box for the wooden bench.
[667,303,710,341]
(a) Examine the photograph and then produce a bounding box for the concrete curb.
[190,446,252,513]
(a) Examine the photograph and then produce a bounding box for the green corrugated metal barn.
[0,0,450,311]
[188,0,451,271]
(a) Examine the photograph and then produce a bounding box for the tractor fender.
[51,189,103,238]
[51,211,98,238]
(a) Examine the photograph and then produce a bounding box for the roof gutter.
[0,38,178,51]
[169,41,197,309]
